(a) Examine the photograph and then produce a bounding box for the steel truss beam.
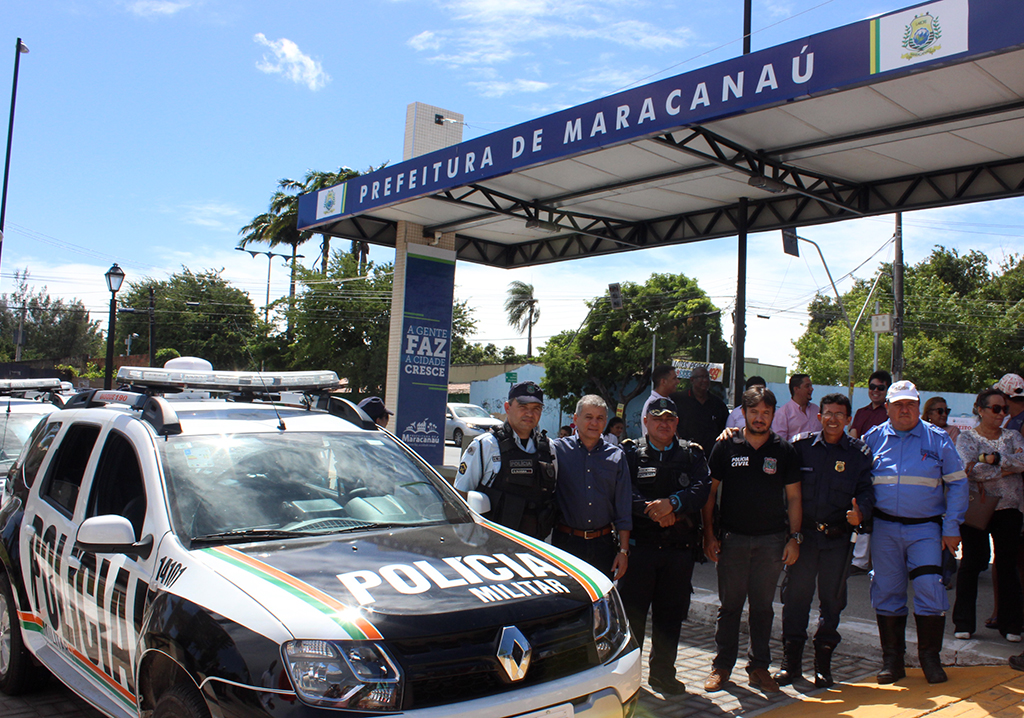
[451,155,1024,267]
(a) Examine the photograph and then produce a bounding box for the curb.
[688,589,1018,667]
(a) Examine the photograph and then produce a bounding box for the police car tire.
[0,572,47,695]
[453,428,463,446]
[153,683,211,718]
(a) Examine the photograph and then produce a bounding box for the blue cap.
[358,396,393,421]
[646,397,678,416]
[508,381,544,405]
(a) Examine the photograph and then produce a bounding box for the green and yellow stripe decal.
[484,522,603,601]
[201,546,383,640]
[869,18,882,74]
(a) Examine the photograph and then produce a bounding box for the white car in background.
[445,403,503,446]
[0,378,63,492]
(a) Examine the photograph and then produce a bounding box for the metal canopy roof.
[298,0,1024,269]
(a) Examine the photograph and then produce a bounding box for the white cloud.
[408,30,442,51]
[126,0,194,17]
[181,202,245,231]
[469,78,552,98]
[253,33,331,91]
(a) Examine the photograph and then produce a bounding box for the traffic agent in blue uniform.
[862,380,968,685]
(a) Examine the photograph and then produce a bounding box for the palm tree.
[504,280,540,358]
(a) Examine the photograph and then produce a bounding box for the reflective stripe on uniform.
[872,474,941,488]
[942,470,967,483]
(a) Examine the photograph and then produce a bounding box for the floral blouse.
[956,428,1024,513]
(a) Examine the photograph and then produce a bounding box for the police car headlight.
[283,640,403,711]
[593,589,629,662]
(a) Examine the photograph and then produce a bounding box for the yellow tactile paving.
[766,667,1024,718]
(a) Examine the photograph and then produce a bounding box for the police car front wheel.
[0,572,47,696]
[153,683,211,718]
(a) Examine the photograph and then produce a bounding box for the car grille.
[390,606,596,709]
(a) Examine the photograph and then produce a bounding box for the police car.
[0,365,640,718]
[0,378,64,493]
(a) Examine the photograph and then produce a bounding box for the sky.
[0,0,1022,374]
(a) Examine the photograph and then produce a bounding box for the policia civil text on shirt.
[775,392,874,690]
[454,381,557,539]
[620,397,711,696]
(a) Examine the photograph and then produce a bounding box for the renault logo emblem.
[496,626,532,682]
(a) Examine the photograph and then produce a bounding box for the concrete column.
[385,222,456,415]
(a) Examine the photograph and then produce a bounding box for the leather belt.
[556,523,612,539]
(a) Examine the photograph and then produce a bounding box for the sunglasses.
[869,383,887,391]
[984,404,1009,414]
[930,408,951,415]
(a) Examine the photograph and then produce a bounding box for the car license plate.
[518,704,573,718]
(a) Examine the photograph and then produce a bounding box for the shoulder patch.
[458,462,468,474]
[465,444,475,456]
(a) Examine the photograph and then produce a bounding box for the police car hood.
[191,521,610,640]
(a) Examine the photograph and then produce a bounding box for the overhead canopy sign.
[298,0,1024,268]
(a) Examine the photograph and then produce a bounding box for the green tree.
[288,253,477,394]
[794,246,1024,392]
[504,280,540,358]
[539,273,729,414]
[116,268,260,370]
[0,272,103,362]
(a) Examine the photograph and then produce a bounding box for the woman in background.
[923,396,960,443]
[604,416,626,445]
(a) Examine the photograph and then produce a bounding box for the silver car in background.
[445,403,503,446]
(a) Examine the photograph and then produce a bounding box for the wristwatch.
[788,532,804,545]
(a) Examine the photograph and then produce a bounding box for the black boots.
[813,644,835,688]
[876,614,907,684]
[773,640,804,686]
[916,614,948,684]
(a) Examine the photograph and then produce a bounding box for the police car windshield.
[159,431,470,544]
[0,412,51,466]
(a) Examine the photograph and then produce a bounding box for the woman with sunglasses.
[923,396,960,443]
[952,388,1024,641]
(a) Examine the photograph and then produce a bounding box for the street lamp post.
[104,263,125,389]
[0,38,29,269]
[236,247,301,329]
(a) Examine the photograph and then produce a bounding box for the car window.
[86,431,147,541]
[454,405,491,418]
[159,431,471,542]
[0,412,50,467]
[40,423,101,516]
[17,420,62,488]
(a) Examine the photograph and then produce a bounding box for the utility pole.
[148,286,156,366]
[892,213,904,380]
[13,302,25,361]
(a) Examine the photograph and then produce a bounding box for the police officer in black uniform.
[775,392,874,688]
[454,381,557,539]
[619,398,711,695]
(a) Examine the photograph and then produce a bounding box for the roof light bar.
[116,367,340,393]
[0,378,62,392]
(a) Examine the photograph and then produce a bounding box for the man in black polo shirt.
[701,387,802,695]
[671,365,728,453]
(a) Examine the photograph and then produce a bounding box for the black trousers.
[780,534,850,648]
[954,508,1023,635]
[617,545,696,680]
[551,531,617,576]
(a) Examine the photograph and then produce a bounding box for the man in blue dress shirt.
[552,395,633,581]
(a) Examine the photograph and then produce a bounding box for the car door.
[23,418,157,717]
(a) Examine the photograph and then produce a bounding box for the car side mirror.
[466,491,491,515]
[75,515,153,560]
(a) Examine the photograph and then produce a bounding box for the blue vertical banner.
[396,244,456,465]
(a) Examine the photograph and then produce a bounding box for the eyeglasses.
[820,411,848,420]
[869,383,887,391]
[984,404,1009,414]
[930,408,951,415]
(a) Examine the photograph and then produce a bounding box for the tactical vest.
[481,423,557,539]
[630,436,702,546]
